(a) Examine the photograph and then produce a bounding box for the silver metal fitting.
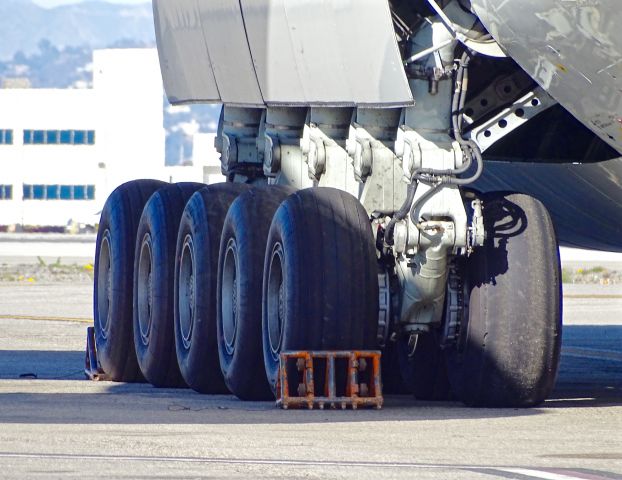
[347,137,373,183]
[304,136,326,180]
[220,133,238,173]
[263,134,281,176]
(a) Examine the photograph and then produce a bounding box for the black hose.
[384,182,417,246]
[452,51,471,145]
[409,183,443,226]
[445,140,483,185]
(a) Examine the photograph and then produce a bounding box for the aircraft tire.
[380,340,410,394]
[172,183,249,394]
[261,187,379,394]
[445,192,562,407]
[93,179,165,382]
[133,182,204,388]
[217,186,295,400]
[397,331,451,401]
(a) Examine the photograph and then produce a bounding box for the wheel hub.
[222,239,239,356]
[179,235,196,350]
[96,230,113,338]
[266,243,285,361]
[137,234,154,346]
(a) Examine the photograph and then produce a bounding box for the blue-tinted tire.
[93,179,165,382]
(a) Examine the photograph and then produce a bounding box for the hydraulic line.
[385,182,417,245]
[385,48,484,245]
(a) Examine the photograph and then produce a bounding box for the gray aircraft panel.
[239,0,305,104]
[475,159,622,252]
[333,0,413,106]
[239,0,413,106]
[198,0,264,105]
[471,0,622,155]
[153,0,221,104]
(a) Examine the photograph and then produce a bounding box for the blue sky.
[33,0,149,7]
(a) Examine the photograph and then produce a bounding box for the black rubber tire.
[217,185,296,400]
[133,182,205,388]
[380,340,411,395]
[396,331,451,401]
[445,192,562,407]
[262,187,379,393]
[174,183,249,394]
[93,179,165,382]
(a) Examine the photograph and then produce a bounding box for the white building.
[0,49,168,228]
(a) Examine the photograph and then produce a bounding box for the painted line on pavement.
[0,314,91,324]
[0,452,619,480]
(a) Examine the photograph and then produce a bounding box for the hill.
[0,0,155,60]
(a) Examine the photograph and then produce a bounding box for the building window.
[23,184,95,200]
[0,185,12,199]
[32,184,45,199]
[23,130,95,145]
[47,130,59,144]
[0,130,13,145]
[60,185,72,200]
[33,130,45,144]
[46,185,59,199]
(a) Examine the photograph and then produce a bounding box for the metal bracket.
[263,133,281,177]
[396,129,463,182]
[84,326,110,381]
[461,71,535,128]
[441,261,464,347]
[301,131,327,181]
[219,133,238,175]
[277,351,383,410]
[468,198,485,250]
[467,87,557,152]
[346,132,374,183]
[216,107,264,179]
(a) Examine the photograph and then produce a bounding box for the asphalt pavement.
[0,280,620,479]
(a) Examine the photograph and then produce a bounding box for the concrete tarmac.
[0,281,621,479]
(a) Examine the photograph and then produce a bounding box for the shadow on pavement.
[0,325,620,424]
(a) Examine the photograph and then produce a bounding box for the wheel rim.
[137,234,154,346]
[178,234,196,350]
[221,238,239,356]
[96,229,112,337]
[266,242,285,363]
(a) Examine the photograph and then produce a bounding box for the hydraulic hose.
[384,49,484,245]
[385,182,417,246]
